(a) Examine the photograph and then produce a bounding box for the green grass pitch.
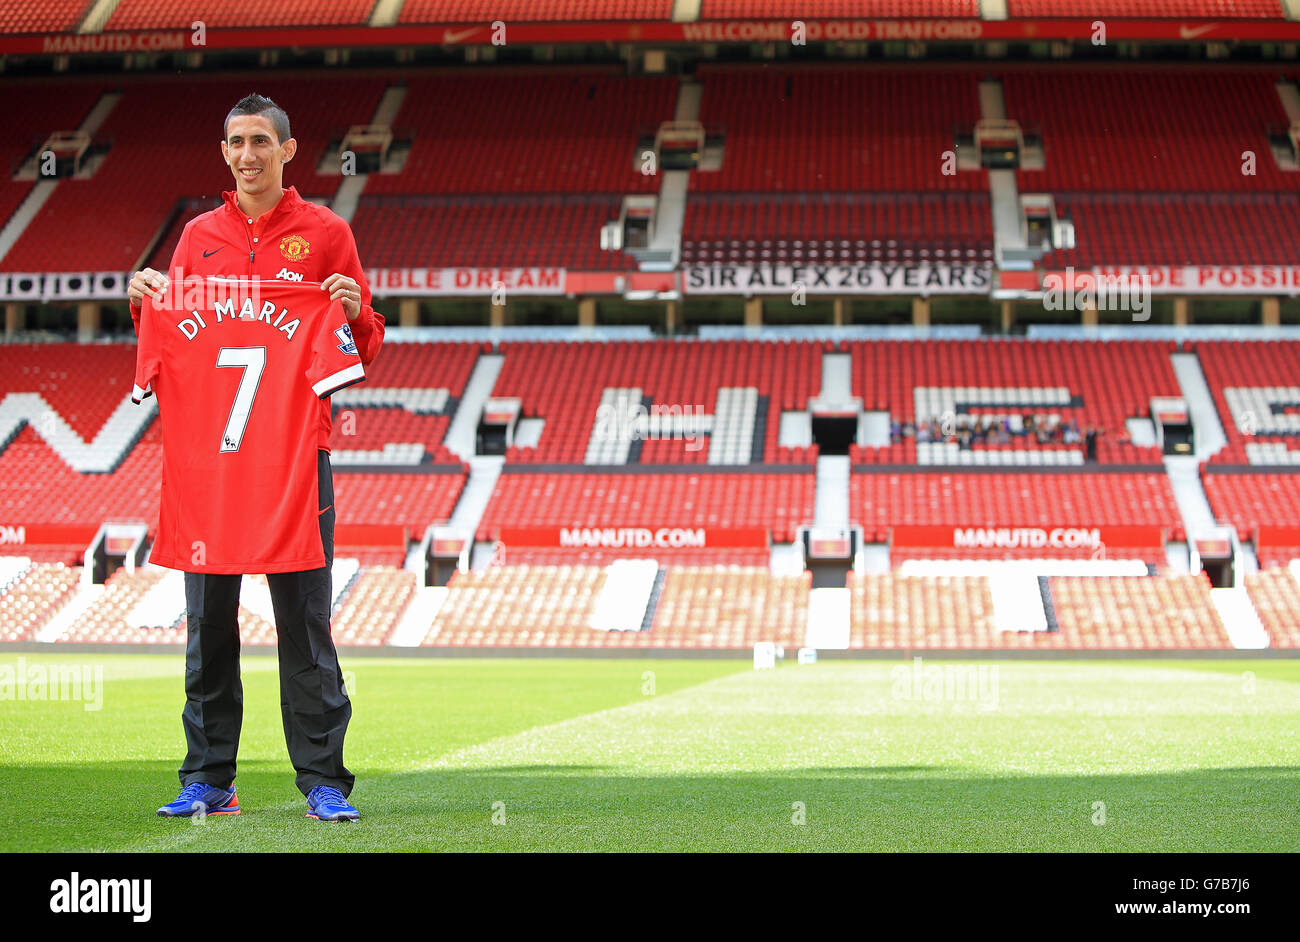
[2,653,1298,852]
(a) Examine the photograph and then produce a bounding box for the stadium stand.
[648,566,808,648]
[1045,575,1233,649]
[0,561,80,642]
[1006,0,1284,17]
[848,573,1001,648]
[363,71,676,196]
[1003,69,1295,193]
[4,75,387,273]
[326,341,483,465]
[399,0,675,23]
[693,66,985,193]
[1204,474,1300,542]
[680,192,993,267]
[349,196,635,271]
[1243,567,1300,648]
[330,565,418,645]
[36,559,400,645]
[0,0,88,33]
[480,472,816,543]
[1197,342,1300,555]
[1042,193,1300,268]
[332,472,465,534]
[851,471,1182,544]
[1196,340,1300,464]
[699,0,980,15]
[55,566,177,644]
[0,341,468,550]
[492,340,823,465]
[343,69,676,270]
[5,22,1300,653]
[0,81,106,238]
[0,347,151,554]
[106,0,375,29]
[424,564,610,646]
[847,340,1178,467]
[497,547,772,566]
[1013,67,1300,268]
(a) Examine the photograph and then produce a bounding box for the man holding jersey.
[127,93,385,822]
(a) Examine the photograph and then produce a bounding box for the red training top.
[130,186,384,451]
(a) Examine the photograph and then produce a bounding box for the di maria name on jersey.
[132,278,365,574]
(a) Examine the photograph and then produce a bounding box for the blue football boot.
[157,782,240,817]
[305,785,360,822]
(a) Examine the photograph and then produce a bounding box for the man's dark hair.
[224,93,291,144]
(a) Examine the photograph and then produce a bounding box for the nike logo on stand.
[203,247,224,257]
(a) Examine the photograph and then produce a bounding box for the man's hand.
[128,268,169,307]
[322,273,362,322]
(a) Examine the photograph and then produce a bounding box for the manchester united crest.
[279,233,311,261]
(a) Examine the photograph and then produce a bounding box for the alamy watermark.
[594,401,707,452]
[890,657,999,710]
[1043,267,1151,322]
[0,657,103,711]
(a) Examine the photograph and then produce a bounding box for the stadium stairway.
[979,78,1038,269]
[987,570,1048,632]
[79,0,118,32]
[439,352,506,565]
[388,585,448,646]
[812,349,853,528]
[444,353,503,461]
[33,580,102,642]
[805,586,850,649]
[0,181,58,269]
[324,84,409,224]
[123,568,183,629]
[370,0,403,26]
[1209,586,1270,648]
[1164,351,1230,561]
[631,77,700,270]
[1170,352,1228,462]
[457,457,506,568]
[589,559,659,631]
[1278,77,1300,119]
[0,90,120,275]
[814,456,850,528]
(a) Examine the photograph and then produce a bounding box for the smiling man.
[127,93,385,823]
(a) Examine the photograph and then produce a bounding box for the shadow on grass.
[4,761,1299,853]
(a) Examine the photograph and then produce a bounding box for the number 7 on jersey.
[216,346,266,452]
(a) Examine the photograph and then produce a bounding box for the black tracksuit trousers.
[177,450,354,797]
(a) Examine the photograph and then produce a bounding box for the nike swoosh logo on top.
[1178,24,1215,39]
[203,247,224,258]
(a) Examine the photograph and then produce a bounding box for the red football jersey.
[132,278,365,574]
